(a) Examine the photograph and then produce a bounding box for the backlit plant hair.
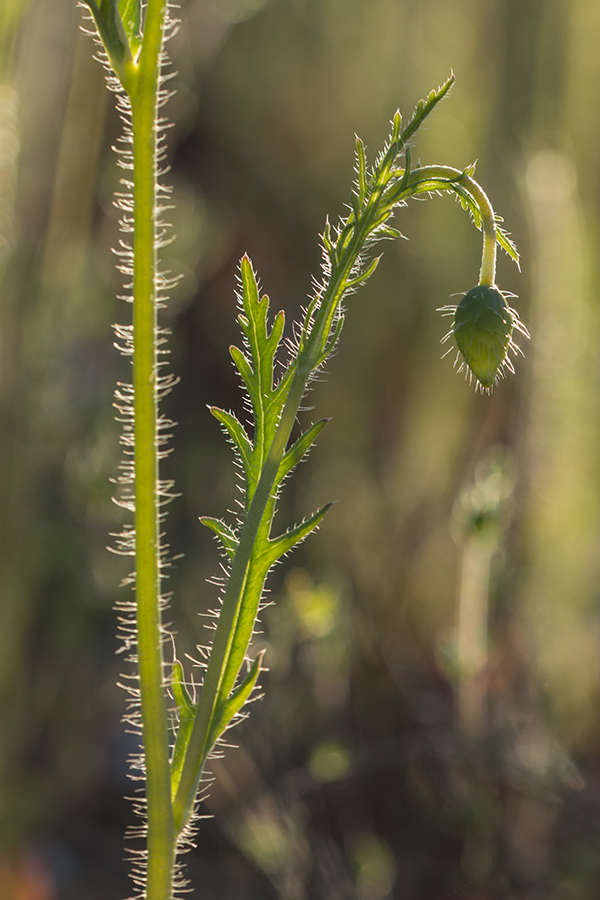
[80,1,525,897]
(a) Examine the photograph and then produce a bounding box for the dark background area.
[2,0,600,897]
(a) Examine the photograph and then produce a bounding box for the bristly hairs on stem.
[80,1,186,898]
[75,19,525,894]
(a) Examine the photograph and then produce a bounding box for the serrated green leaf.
[277,419,328,485]
[496,227,520,266]
[229,345,254,392]
[210,406,253,471]
[209,651,265,747]
[201,516,238,559]
[399,72,455,149]
[232,256,292,497]
[259,503,334,570]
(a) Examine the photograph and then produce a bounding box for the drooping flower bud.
[451,284,514,388]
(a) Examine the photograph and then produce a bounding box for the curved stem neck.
[409,165,497,287]
[461,173,497,287]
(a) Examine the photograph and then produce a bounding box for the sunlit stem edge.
[129,0,176,896]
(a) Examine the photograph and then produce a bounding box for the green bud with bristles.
[453,284,513,388]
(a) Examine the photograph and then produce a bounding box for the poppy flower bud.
[452,284,514,388]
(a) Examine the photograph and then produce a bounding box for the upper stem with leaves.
[170,75,520,835]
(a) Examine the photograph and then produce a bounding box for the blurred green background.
[2,0,600,897]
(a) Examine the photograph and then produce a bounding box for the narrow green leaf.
[210,406,253,468]
[171,661,195,717]
[277,419,329,485]
[348,193,360,222]
[337,219,356,253]
[214,572,270,705]
[314,314,345,369]
[322,220,337,268]
[401,147,412,190]
[356,136,368,204]
[496,227,520,266]
[257,309,286,397]
[260,503,334,570]
[171,717,194,798]
[201,516,238,559]
[229,345,254,392]
[379,139,399,181]
[343,255,381,291]
[83,0,132,83]
[399,72,455,149]
[376,226,402,240]
[209,651,265,746]
[299,294,320,348]
[118,0,142,56]
[170,662,197,797]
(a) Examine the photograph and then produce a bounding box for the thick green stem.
[129,0,175,896]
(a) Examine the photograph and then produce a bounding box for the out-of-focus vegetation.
[2,0,600,897]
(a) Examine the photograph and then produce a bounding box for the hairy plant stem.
[171,159,499,835]
[406,165,498,285]
[130,0,176,895]
[172,368,308,833]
